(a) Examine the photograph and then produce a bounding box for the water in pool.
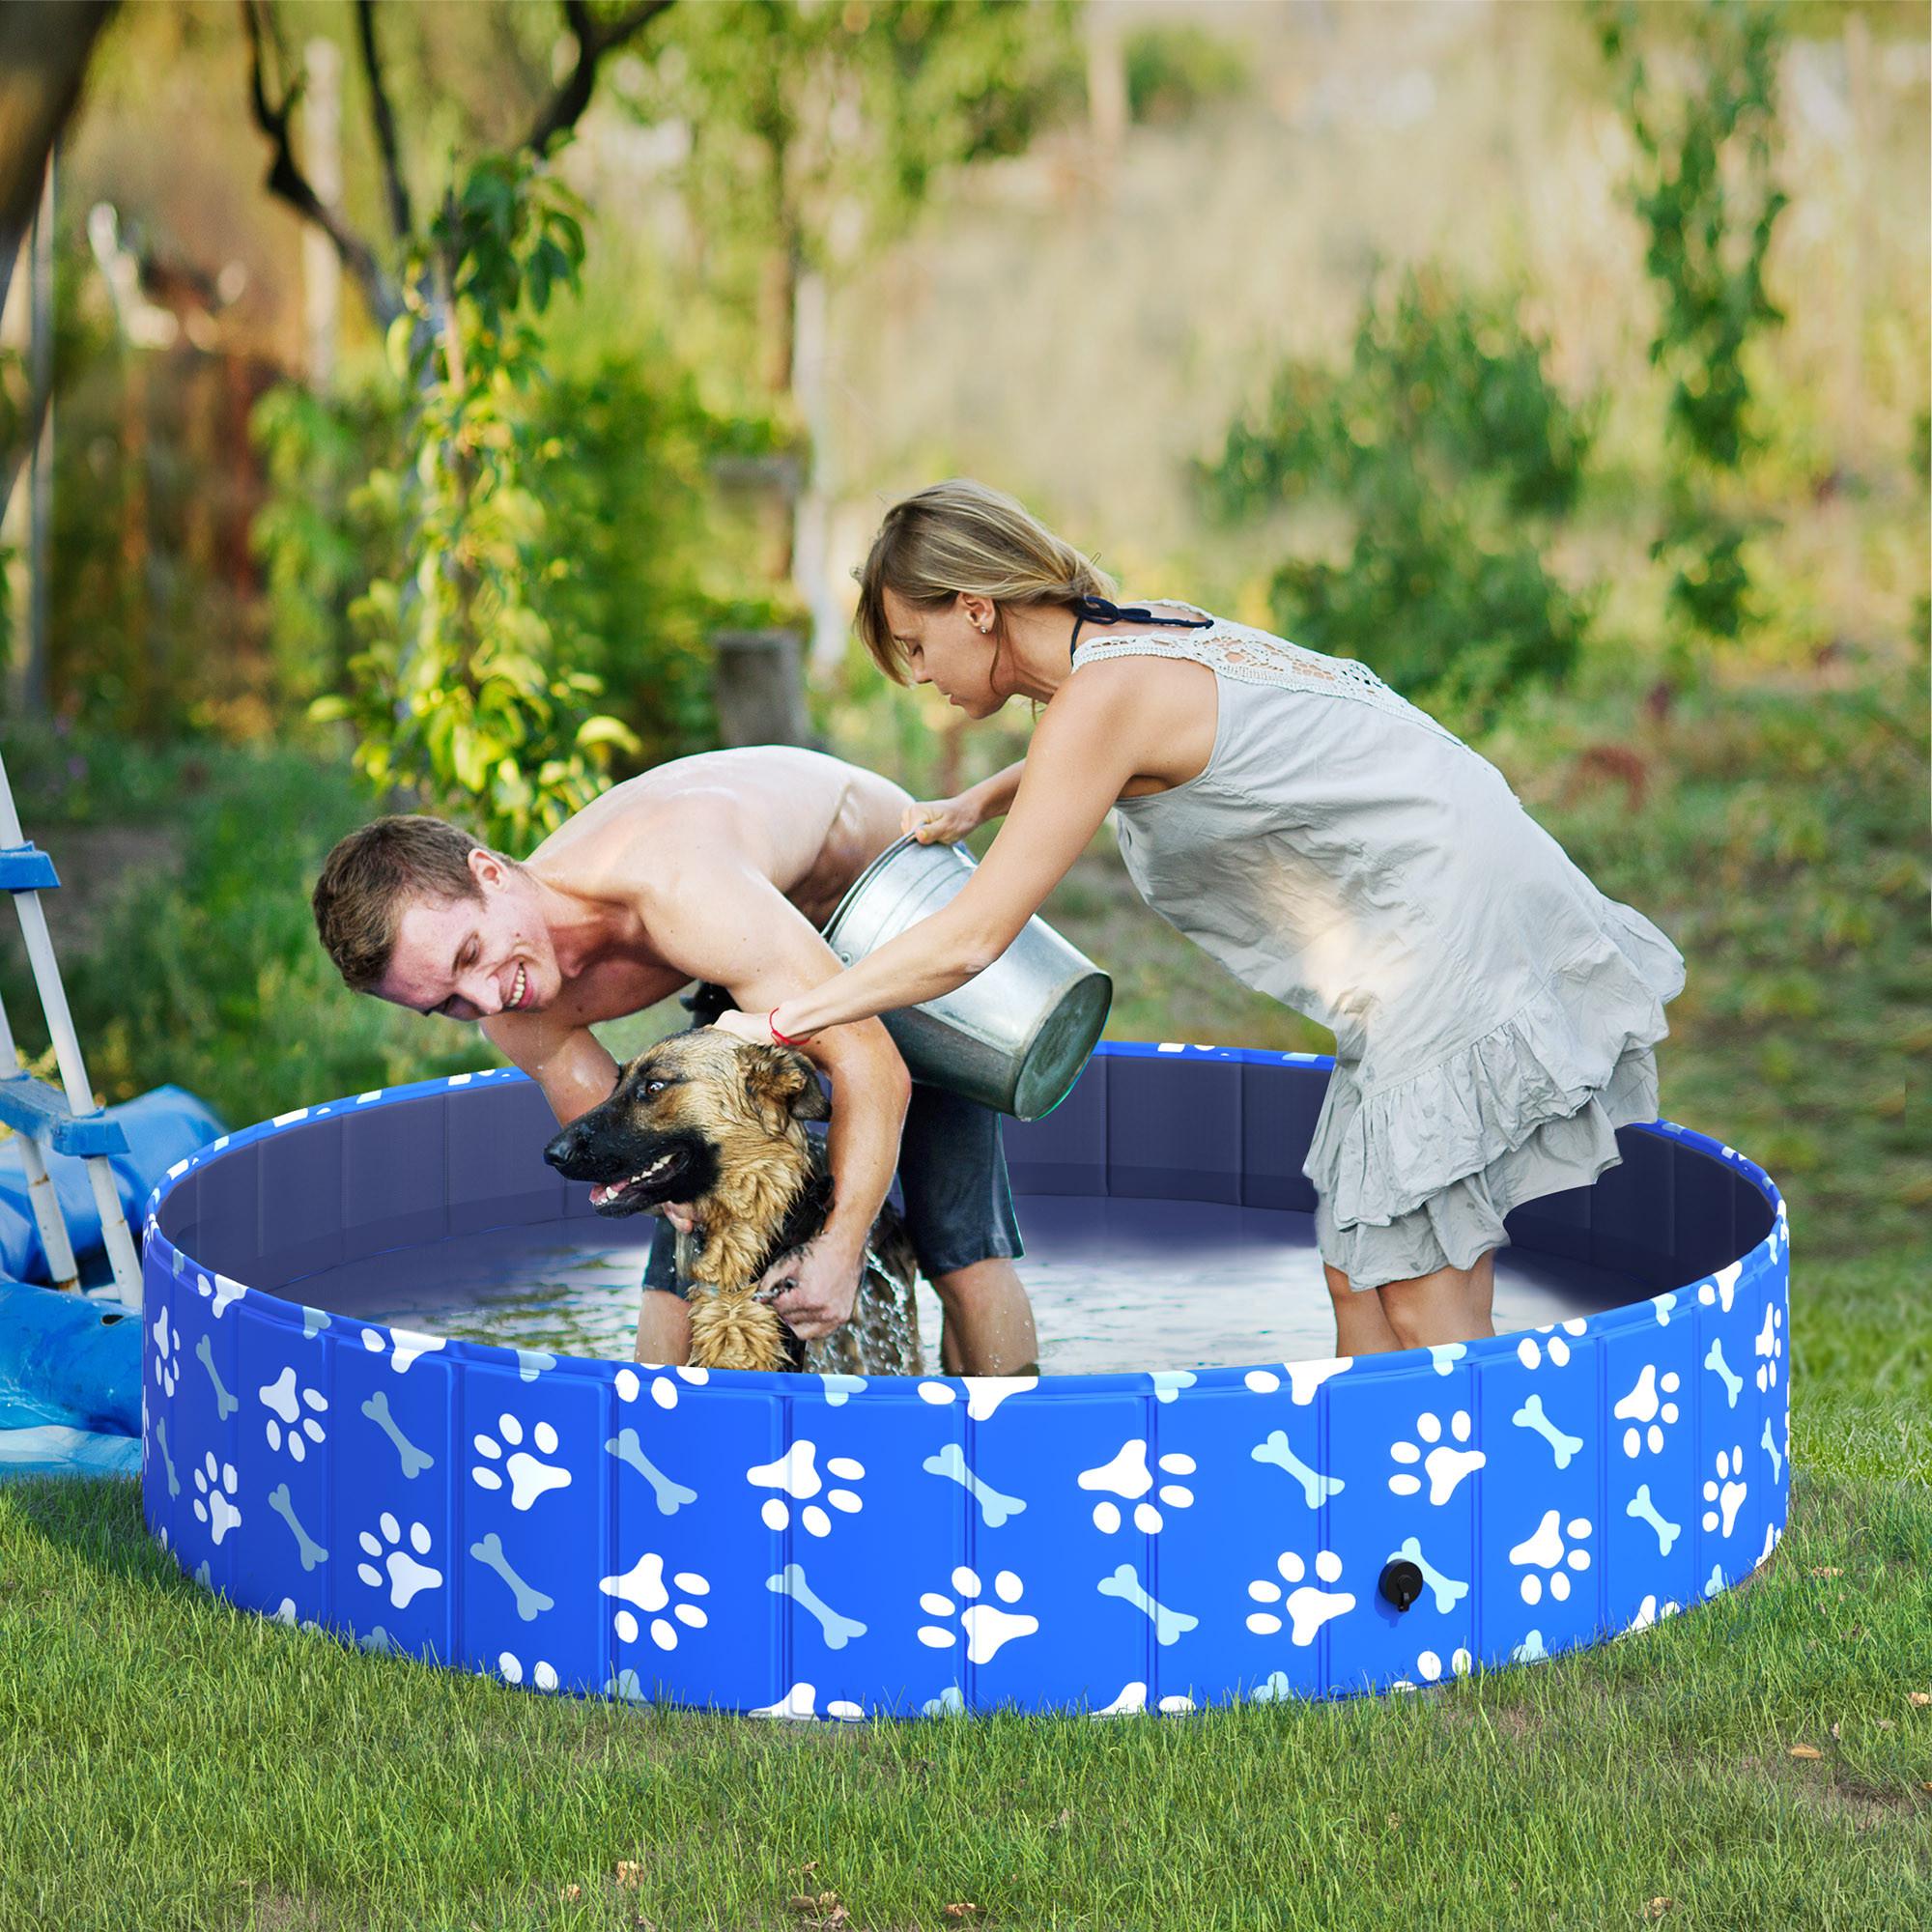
[291,1196,1636,1373]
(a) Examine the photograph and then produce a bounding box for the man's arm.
[741,668,1143,1043]
[481,1013,622,1124]
[644,836,912,1339]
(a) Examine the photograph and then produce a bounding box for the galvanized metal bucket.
[822,834,1111,1121]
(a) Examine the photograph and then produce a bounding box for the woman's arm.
[728,675,1142,1044]
[967,757,1027,825]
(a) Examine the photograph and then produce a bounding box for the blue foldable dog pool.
[140,1042,1789,1718]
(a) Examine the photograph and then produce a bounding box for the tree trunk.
[0,0,114,318]
[792,267,846,674]
[1086,0,1127,154]
[17,154,55,718]
[301,36,343,389]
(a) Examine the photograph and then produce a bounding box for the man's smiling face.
[373,852,558,1022]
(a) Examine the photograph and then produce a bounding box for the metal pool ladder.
[0,749,138,1306]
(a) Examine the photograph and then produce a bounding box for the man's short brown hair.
[312,815,490,990]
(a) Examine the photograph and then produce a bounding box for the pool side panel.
[1002,1054,1107,1197]
[140,1052,1791,1717]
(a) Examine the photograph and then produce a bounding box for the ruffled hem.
[1314,1042,1661,1292]
[1304,900,1684,1231]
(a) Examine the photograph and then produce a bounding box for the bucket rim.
[822,831,972,948]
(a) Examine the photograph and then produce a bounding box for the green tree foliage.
[249,379,408,712]
[618,0,1085,395]
[1124,21,1252,127]
[252,327,767,805]
[1199,266,1599,733]
[301,151,645,849]
[1594,0,1788,658]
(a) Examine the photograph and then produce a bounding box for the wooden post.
[712,628,814,750]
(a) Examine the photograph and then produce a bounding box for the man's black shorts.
[641,985,1024,1293]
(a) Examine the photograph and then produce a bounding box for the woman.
[715,479,1684,1356]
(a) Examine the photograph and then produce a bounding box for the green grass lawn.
[2,1251,1927,1932]
[1,644,1926,1930]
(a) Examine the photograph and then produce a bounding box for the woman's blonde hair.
[853,478,1118,684]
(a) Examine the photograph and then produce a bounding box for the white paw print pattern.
[191,1453,242,1544]
[152,1306,180,1396]
[746,1440,864,1537]
[1613,1365,1682,1459]
[1244,1548,1354,1644]
[192,1270,245,1318]
[356,1512,443,1608]
[603,1550,711,1651]
[1393,1646,1473,1690]
[918,1566,1037,1663]
[1077,1438,1196,1534]
[258,1366,327,1462]
[1387,1409,1485,1504]
[1508,1510,1593,1606]
[1702,1445,1747,1538]
[497,1652,558,1690]
[1754,1303,1783,1392]
[471,1413,572,1511]
[614,1364,709,1409]
[1622,1594,1681,1636]
[1697,1262,1743,1314]
[1515,1320,1587,1372]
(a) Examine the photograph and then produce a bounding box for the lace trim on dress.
[1071,606,1468,753]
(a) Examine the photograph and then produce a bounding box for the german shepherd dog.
[542,1028,923,1376]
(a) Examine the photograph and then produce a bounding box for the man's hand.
[655,1201,696,1236]
[759,1234,867,1342]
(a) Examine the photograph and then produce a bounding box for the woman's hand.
[901,794,980,845]
[710,1009,778,1048]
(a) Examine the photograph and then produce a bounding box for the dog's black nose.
[543,1123,582,1173]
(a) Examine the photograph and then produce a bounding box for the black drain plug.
[1378,1559,1425,1611]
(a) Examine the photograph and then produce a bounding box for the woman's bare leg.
[1323,1262,1403,1356]
[1376,1248,1497,1351]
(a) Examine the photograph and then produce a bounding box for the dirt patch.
[29,824,184,957]
[1741,1753,1928,1829]
[246,1889,331,1932]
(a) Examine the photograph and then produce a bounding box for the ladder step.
[0,1072,128,1157]
[0,843,59,892]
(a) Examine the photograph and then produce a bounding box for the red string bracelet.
[768,1008,810,1048]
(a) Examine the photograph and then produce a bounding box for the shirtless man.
[309,748,1037,1372]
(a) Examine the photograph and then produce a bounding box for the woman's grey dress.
[1077,606,1685,1293]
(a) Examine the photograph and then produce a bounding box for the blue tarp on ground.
[0,1086,225,1480]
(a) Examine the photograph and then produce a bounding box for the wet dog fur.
[542,1028,923,1376]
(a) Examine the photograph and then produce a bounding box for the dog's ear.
[743,1044,830,1133]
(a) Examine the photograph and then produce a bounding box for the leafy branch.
[1595,0,1789,657]
[239,0,675,333]
[313,154,639,848]
[1201,266,1599,734]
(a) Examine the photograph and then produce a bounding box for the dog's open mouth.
[586,1149,680,1213]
